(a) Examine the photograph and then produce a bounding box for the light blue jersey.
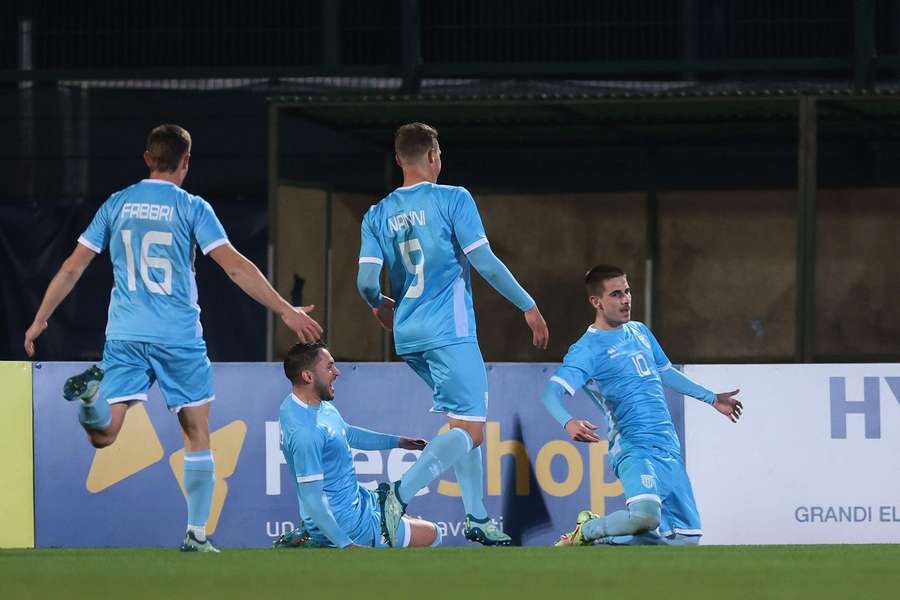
[551,321,681,466]
[279,394,374,544]
[78,179,228,344]
[358,182,488,354]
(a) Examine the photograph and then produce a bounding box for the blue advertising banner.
[33,361,684,548]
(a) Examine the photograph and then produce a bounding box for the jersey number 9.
[398,238,425,299]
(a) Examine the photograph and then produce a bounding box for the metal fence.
[0,0,897,85]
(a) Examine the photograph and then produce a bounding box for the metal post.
[322,0,341,67]
[854,0,876,91]
[796,96,818,362]
[401,0,422,94]
[266,103,280,362]
[644,146,660,332]
[644,190,659,331]
[18,17,35,201]
[381,150,395,361]
[680,0,698,81]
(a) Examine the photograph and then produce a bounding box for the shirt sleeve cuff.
[550,376,576,396]
[77,236,102,254]
[201,238,229,255]
[462,238,489,254]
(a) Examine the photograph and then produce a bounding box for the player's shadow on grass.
[501,415,551,545]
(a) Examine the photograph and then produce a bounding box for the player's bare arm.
[372,295,395,331]
[208,243,322,343]
[524,305,549,350]
[24,243,97,357]
[564,418,601,443]
[398,436,427,450]
[713,389,743,423]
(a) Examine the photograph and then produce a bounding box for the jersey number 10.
[121,229,173,295]
[631,353,653,377]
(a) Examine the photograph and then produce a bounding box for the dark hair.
[394,122,438,161]
[584,264,626,296]
[146,124,192,172]
[283,342,327,384]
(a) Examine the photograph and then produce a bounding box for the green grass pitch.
[1,545,898,599]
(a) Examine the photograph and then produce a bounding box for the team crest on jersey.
[641,474,655,489]
[636,333,651,349]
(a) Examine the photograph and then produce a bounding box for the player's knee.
[632,513,659,533]
[88,432,115,449]
[629,501,661,533]
[430,522,442,547]
[468,427,484,448]
[674,533,701,546]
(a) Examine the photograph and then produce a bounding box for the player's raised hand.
[713,389,743,423]
[565,419,601,443]
[24,319,48,357]
[281,305,323,343]
[398,437,427,450]
[524,305,549,350]
[372,296,395,331]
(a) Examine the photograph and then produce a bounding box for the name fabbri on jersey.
[794,505,900,523]
[121,202,174,221]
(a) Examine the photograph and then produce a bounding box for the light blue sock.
[453,446,487,519]
[184,450,215,533]
[601,532,671,546]
[397,428,472,505]
[77,398,111,431]
[582,500,661,541]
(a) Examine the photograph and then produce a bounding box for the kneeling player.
[275,342,442,548]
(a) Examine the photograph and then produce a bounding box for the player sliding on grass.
[356,123,549,547]
[274,342,442,549]
[541,265,742,546]
[24,124,322,552]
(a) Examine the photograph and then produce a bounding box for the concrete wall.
[816,188,900,358]
[275,184,900,363]
[658,190,797,361]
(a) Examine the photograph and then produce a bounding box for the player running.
[356,123,549,546]
[24,124,322,552]
[275,342,442,549]
[541,265,742,546]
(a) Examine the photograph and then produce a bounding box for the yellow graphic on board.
[169,420,247,534]
[86,403,163,493]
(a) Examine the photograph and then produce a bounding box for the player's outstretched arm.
[659,368,743,423]
[24,244,97,357]
[356,261,395,331]
[297,481,356,548]
[658,366,716,403]
[346,425,426,451]
[208,243,322,343]
[540,379,600,443]
[466,244,549,349]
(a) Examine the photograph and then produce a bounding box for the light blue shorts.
[401,341,488,422]
[308,487,411,548]
[615,449,702,538]
[99,339,214,413]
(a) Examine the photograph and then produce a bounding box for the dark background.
[3,0,899,362]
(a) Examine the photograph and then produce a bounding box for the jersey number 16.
[121,229,173,295]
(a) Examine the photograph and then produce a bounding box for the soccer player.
[276,341,443,549]
[23,124,322,552]
[356,122,549,546]
[541,265,742,546]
